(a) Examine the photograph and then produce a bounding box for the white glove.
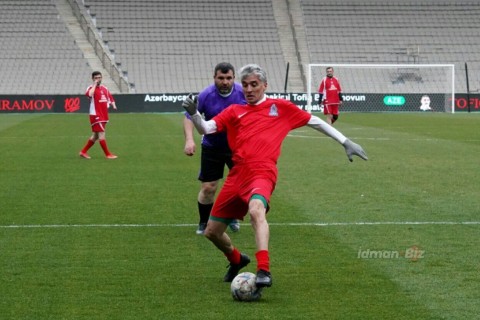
[182,94,198,116]
[343,139,368,162]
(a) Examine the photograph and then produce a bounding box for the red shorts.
[323,104,339,115]
[210,164,277,221]
[89,115,108,132]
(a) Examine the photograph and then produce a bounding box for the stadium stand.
[0,0,478,95]
[0,0,92,94]
[300,0,480,93]
[81,0,288,93]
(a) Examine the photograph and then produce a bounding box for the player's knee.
[248,196,267,222]
[332,114,339,123]
[203,228,214,240]
[249,206,266,225]
[200,182,218,201]
[203,220,226,240]
[203,225,219,241]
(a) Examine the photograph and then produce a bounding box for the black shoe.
[196,223,207,235]
[223,253,250,282]
[255,269,272,288]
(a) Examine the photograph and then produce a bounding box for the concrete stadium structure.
[0,0,478,94]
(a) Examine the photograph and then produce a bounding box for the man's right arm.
[318,78,324,104]
[182,94,218,135]
[88,80,98,97]
[86,85,94,98]
[183,117,196,156]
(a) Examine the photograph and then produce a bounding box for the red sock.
[99,139,112,156]
[256,250,270,272]
[225,247,241,265]
[81,139,95,153]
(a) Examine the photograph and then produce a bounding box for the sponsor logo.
[144,94,188,103]
[64,97,81,112]
[383,95,406,106]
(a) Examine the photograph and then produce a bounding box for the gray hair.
[239,64,267,83]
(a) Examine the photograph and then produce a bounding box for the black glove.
[182,94,198,116]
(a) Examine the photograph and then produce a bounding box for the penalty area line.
[0,221,480,229]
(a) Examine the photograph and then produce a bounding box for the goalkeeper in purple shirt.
[183,62,247,235]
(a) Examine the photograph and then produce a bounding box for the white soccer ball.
[230,272,261,302]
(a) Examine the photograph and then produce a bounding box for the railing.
[67,0,132,93]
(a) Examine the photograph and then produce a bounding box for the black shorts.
[198,146,234,182]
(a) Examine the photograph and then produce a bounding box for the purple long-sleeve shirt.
[187,82,245,149]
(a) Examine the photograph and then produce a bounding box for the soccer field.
[1,112,479,319]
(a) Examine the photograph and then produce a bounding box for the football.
[230,272,262,302]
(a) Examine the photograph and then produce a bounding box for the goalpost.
[307,64,455,113]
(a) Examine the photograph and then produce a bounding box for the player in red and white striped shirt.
[79,71,118,159]
[183,64,367,291]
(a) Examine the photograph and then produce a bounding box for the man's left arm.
[307,115,367,162]
[107,90,117,110]
[337,78,343,105]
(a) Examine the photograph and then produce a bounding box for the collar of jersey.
[252,95,267,105]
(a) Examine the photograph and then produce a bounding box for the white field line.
[0,221,479,229]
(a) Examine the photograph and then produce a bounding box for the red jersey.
[210,97,311,220]
[85,84,115,124]
[213,98,311,167]
[318,76,342,106]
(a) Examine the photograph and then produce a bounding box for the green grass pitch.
[0,112,479,319]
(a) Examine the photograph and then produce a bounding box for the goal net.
[307,64,455,113]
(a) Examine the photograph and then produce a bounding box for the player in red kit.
[79,71,118,159]
[183,64,367,292]
[318,66,343,125]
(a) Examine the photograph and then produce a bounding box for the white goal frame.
[307,63,455,113]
